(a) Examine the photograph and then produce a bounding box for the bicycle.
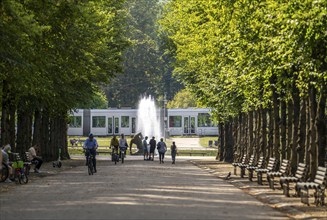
[120,147,127,164]
[111,147,119,165]
[11,153,28,184]
[85,149,95,175]
[0,162,9,182]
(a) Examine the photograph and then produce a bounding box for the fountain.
[129,95,162,155]
[136,95,162,140]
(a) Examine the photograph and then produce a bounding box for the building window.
[169,116,182,127]
[121,116,129,128]
[69,116,82,128]
[92,116,106,128]
[198,113,214,127]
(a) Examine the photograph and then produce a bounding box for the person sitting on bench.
[28,145,43,173]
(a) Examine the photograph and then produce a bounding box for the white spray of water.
[136,96,161,140]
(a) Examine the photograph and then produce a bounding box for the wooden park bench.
[295,166,327,206]
[255,157,278,185]
[232,155,246,175]
[247,156,264,181]
[239,155,255,178]
[279,163,308,197]
[178,152,208,156]
[267,159,290,190]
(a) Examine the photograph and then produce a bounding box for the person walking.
[157,138,167,164]
[171,141,177,164]
[143,136,149,160]
[149,136,156,161]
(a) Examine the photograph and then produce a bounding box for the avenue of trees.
[104,0,182,108]
[0,0,128,160]
[160,0,326,179]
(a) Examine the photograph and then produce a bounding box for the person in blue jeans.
[157,138,167,164]
[83,133,98,172]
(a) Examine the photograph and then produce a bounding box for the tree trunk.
[308,85,317,180]
[280,101,287,159]
[59,115,70,160]
[267,107,273,161]
[291,85,300,174]
[244,113,249,157]
[8,102,16,150]
[286,100,293,160]
[261,107,267,161]
[316,84,326,167]
[32,109,42,147]
[224,121,233,163]
[255,109,261,159]
[305,97,311,167]
[16,98,33,155]
[219,122,224,161]
[1,81,11,147]
[248,111,254,157]
[233,116,240,161]
[273,90,280,161]
[41,109,50,161]
[297,98,306,163]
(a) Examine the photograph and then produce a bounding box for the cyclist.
[83,133,98,173]
[119,134,128,159]
[110,135,119,161]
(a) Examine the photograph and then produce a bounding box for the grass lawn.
[199,136,218,148]
[68,136,218,156]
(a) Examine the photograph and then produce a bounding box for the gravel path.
[0,157,289,220]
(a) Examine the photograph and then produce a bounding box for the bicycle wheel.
[24,164,31,176]
[21,173,29,184]
[88,160,93,175]
[121,153,124,164]
[0,163,9,182]
[16,171,22,184]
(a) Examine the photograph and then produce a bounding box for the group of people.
[0,144,43,183]
[142,136,177,164]
[82,133,178,171]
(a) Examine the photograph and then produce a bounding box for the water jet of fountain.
[136,96,162,141]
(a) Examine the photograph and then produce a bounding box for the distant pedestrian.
[149,136,156,161]
[171,142,177,164]
[143,136,149,160]
[157,138,167,164]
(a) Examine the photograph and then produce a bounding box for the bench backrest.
[295,163,307,181]
[266,158,278,171]
[256,156,264,168]
[279,159,290,175]
[25,152,33,162]
[313,166,327,186]
[247,155,255,166]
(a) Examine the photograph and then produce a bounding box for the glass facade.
[69,116,82,128]
[92,116,106,128]
[169,116,182,127]
[198,113,214,127]
[121,116,129,128]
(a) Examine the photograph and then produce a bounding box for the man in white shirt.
[28,145,43,173]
